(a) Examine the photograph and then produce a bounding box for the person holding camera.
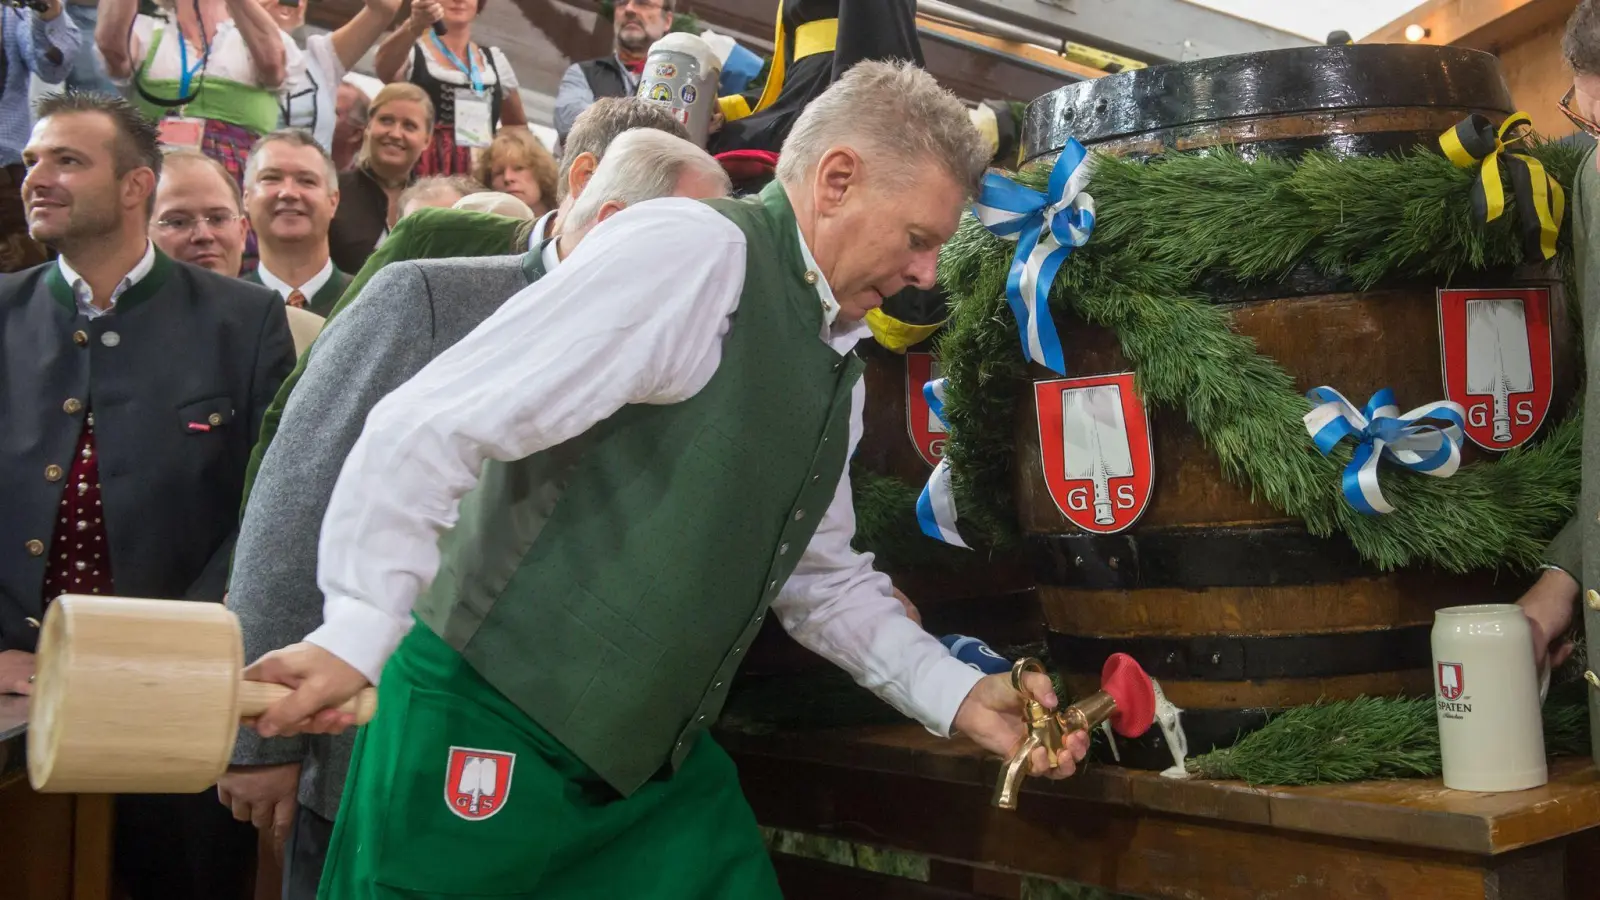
[372,0,525,177]
[0,0,78,273]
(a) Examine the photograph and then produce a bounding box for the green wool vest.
[415,183,863,796]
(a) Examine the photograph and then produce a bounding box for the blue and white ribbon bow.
[1302,387,1467,515]
[971,138,1096,375]
[916,378,969,549]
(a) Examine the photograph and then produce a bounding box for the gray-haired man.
[247,59,1088,899]
[218,127,729,900]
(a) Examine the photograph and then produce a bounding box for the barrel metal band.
[1027,526,1376,589]
[1044,626,1433,681]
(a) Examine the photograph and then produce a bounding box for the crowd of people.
[0,0,570,288]
[12,0,1600,896]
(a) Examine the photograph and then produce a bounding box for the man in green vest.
[222,127,732,900]
[240,129,354,317]
[246,60,1088,898]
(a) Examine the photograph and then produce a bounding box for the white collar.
[58,241,157,317]
[794,221,840,329]
[256,257,335,303]
[530,210,562,273]
[528,209,557,251]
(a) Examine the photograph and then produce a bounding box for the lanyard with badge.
[134,4,212,152]
[429,30,491,149]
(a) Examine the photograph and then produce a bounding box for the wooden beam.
[1363,0,1580,53]
[916,17,1107,80]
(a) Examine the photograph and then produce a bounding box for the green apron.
[318,621,782,899]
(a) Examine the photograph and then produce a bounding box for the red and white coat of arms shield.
[1437,287,1554,451]
[1437,662,1465,702]
[445,746,516,821]
[1035,373,1154,535]
[905,351,945,468]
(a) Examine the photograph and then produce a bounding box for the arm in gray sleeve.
[229,266,437,765]
[553,61,596,143]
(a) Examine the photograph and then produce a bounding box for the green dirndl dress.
[318,621,783,899]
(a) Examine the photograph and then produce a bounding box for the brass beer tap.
[993,654,1155,811]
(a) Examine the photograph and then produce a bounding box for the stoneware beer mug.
[636,32,722,147]
[1431,604,1547,792]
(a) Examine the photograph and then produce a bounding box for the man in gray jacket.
[219,129,730,899]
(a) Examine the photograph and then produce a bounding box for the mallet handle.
[236,681,379,724]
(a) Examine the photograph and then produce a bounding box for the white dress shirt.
[58,241,157,319]
[256,257,335,304]
[308,197,981,737]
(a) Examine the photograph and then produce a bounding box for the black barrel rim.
[1022,44,1514,160]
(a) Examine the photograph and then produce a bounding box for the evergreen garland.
[935,142,1587,571]
[1188,687,1591,785]
[849,468,979,569]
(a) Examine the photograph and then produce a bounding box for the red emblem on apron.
[1437,662,1465,701]
[905,351,945,467]
[1035,373,1153,535]
[444,746,515,821]
[1437,287,1553,451]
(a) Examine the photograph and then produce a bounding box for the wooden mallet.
[28,594,377,794]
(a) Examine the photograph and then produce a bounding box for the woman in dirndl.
[372,0,526,177]
[97,0,299,184]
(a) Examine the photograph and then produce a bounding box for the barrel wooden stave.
[1014,45,1573,769]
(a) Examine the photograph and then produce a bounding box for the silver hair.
[561,128,731,236]
[244,129,340,194]
[398,175,487,214]
[776,59,990,197]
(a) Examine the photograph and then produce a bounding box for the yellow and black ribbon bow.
[1439,112,1565,262]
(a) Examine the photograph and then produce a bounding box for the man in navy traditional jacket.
[0,91,294,900]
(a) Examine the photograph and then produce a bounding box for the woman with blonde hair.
[328,82,435,273]
[472,128,557,216]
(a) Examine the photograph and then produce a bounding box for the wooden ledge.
[718,723,1600,856]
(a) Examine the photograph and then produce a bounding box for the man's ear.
[812,146,861,217]
[594,200,626,224]
[567,152,599,200]
[125,167,157,214]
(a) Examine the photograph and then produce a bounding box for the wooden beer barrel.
[1016,45,1578,769]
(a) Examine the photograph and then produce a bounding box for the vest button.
[25,539,44,556]
[25,617,40,628]
[1588,589,1600,612]
[101,331,120,348]
[713,681,724,690]
[72,330,88,347]
[44,464,63,482]
[767,580,776,591]
[778,542,789,556]
[793,509,805,521]
[63,398,83,415]
[208,412,223,427]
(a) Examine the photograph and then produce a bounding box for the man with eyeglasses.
[553,0,674,147]
[0,91,294,900]
[151,148,325,354]
[1521,0,1600,765]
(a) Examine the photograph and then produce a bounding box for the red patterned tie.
[42,409,114,602]
[287,288,307,309]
